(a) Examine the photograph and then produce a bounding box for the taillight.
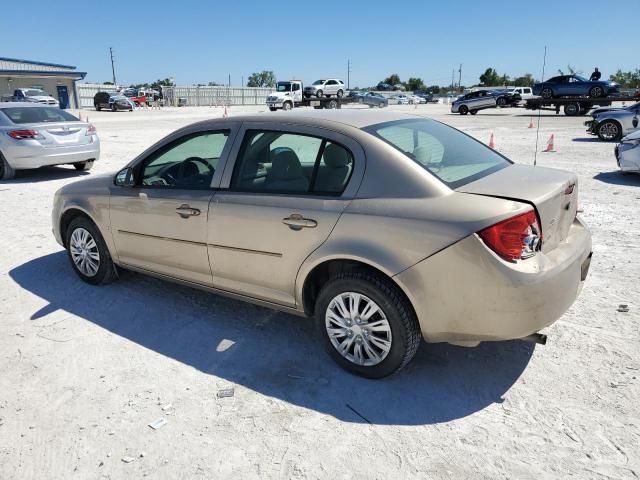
[478,210,542,261]
[8,129,42,140]
[86,123,97,136]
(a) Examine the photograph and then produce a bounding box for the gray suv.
[304,79,345,98]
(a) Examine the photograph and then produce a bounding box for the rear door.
[109,128,235,285]
[325,80,338,96]
[209,122,365,306]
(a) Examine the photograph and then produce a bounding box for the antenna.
[347,59,352,90]
[109,47,117,86]
[533,46,547,166]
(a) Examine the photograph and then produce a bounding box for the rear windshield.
[365,119,511,189]
[0,107,79,124]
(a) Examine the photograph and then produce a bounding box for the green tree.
[247,71,276,88]
[609,69,640,88]
[103,81,114,85]
[405,77,426,91]
[383,74,401,85]
[512,74,535,87]
[479,68,500,86]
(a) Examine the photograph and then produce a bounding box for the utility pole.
[109,47,117,86]
[228,74,231,87]
[347,59,352,90]
[458,64,462,91]
[451,69,455,90]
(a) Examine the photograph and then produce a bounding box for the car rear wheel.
[459,105,469,115]
[470,110,478,115]
[110,103,117,112]
[589,86,604,98]
[315,271,421,378]
[378,102,385,108]
[540,88,553,99]
[95,104,101,111]
[496,97,507,107]
[0,151,16,180]
[65,216,118,285]
[316,90,323,98]
[73,160,94,171]
[597,120,622,141]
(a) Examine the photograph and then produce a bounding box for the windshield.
[24,89,49,97]
[574,75,588,82]
[1,107,79,124]
[312,80,325,85]
[365,119,511,189]
[276,82,292,92]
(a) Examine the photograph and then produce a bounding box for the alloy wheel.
[69,227,100,277]
[598,122,619,141]
[325,292,392,366]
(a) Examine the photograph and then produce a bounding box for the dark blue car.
[532,75,619,99]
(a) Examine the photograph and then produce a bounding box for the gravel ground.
[1,103,638,480]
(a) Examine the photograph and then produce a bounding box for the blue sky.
[5,0,636,88]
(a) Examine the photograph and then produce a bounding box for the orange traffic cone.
[528,118,535,128]
[489,132,496,149]
[544,134,556,152]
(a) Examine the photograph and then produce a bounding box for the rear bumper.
[395,217,592,344]
[4,137,100,169]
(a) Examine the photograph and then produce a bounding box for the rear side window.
[1,107,78,124]
[230,130,353,195]
[366,119,511,189]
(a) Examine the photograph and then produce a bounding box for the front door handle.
[282,213,317,230]
[175,204,201,218]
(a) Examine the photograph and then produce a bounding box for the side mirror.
[115,167,135,187]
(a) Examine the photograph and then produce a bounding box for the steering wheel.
[179,156,213,178]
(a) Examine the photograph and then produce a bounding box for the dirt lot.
[1,103,639,480]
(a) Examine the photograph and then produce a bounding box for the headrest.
[323,143,351,168]
[271,149,302,180]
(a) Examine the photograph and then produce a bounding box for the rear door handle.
[282,213,317,230]
[175,204,201,218]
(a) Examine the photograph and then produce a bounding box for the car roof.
[194,110,422,130]
[0,102,48,108]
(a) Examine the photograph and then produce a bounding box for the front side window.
[139,131,229,189]
[231,130,353,195]
[365,119,511,189]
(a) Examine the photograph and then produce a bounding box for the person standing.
[590,67,602,81]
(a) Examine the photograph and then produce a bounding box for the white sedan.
[0,103,99,180]
[615,130,640,173]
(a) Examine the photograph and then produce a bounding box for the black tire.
[282,101,292,111]
[315,271,421,379]
[269,107,277,112]
[596,120,622,142]
[336,89,344,98]
[304,94,311,99]
[470,110,478,115]
[316,90,323,98]
[589,86,604,98]
[110,103,117,112]
[378,102,386,108]
[563,103,580,116]
[327,99,338,109]
[368,104,374,108]
[540,87,553,99]
[459,105,469,115]
[95,104,101,111]
[73,160,94,171]
[496,97,507,107]
[65,216,118,285]
[0,151,16,180]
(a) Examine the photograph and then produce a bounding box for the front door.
[109,130,232,285]
[57,85,69,108]
[209,124,363,306]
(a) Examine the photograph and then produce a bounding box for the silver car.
[52,111,592,378]
[0,103,99,180]
[304,79,345,98]
[585,102,640,141]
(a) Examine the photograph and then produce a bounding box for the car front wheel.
[65,216,118,285]
[316,90,323,98]
[315,271,421,378]
[597,120,622,141]
[496,97,507,107]
[459,105,469,115]
[589,86,604,98]
[540,88,553,99]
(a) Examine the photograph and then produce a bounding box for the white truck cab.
[509,86,534,100]
[266,80,303,111]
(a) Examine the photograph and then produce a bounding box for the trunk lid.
[457,164,578,252]
[24,122,93,148]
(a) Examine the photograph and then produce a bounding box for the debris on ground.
[121,456,135,463]
[617,304,630,313]
[148,418,168,430]
[216,388,234,398]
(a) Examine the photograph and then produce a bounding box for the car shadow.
[593,171,640,185]
[9,252,535,426]
[572,137,602,143]
[1,166,90,184]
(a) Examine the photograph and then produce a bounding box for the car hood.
[457,164,578,253]
[58,172,114,196]
[622,129,640,142]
